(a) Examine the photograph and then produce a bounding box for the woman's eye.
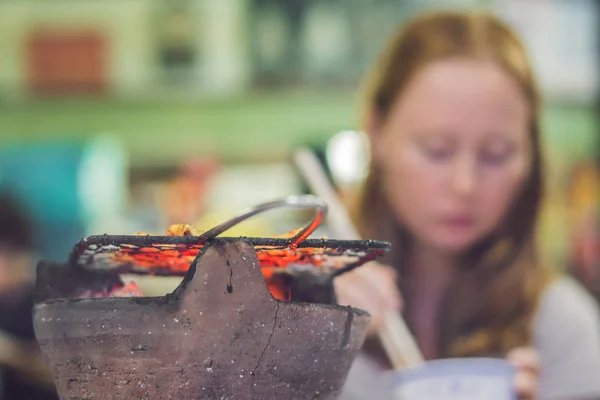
[479,150,512,165]
[424,147,454,161]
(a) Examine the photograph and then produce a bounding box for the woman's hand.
[334,261,403,335]
[507,347,540,400]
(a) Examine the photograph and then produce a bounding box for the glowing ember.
[113,225,332,301]
[108,281,144,297]
[93,242,330,301]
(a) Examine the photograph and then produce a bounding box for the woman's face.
[373,59,532,254]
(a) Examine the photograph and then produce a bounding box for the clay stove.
[33,196,390,399]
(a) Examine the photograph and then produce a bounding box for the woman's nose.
[450,157,476,198]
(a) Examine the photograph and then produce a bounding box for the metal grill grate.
[70,235,390,277]
[68,195,390,278]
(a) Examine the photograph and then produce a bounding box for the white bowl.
[387,357,518,400]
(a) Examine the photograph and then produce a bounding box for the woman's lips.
[440,215,475,230]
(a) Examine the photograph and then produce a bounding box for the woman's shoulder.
[540,276,600,320]
[534,275,600,399]
[533,275,600,367]
[535,275,600,332]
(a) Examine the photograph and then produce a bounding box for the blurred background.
[0,0,598,299]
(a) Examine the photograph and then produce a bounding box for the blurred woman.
[337,11,600,400]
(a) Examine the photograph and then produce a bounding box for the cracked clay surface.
[34,240,370,400]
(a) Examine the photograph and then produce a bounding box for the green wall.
[0,92,596,168]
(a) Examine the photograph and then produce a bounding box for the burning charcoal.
[34,239,370,400]
[108,282,143,297]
